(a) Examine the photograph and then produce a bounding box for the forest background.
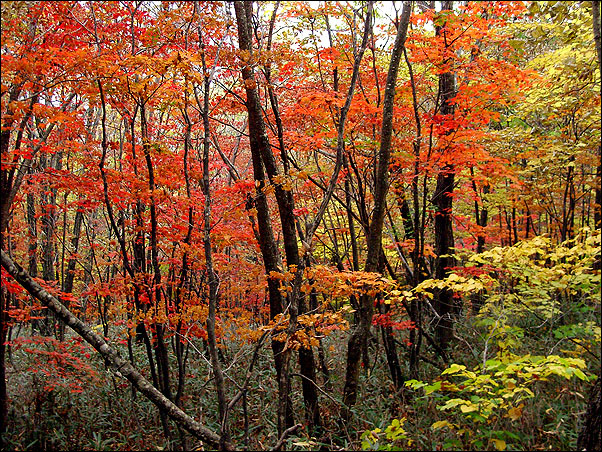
[0,1,600,450]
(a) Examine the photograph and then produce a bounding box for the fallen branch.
[270,423,303,451]
[1,250,232,451]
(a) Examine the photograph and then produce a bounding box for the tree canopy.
[1,1,600,450]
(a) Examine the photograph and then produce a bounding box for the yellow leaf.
[431,420,456,430]
[506,403,524,421]
[492,438,506,450]
[460,403,478,413]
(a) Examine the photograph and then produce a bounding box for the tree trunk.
[59,208,84,340]
[38,151,62,337]
[433,0,457,352]
[342,0,411,415]
[380,304,405,390]
[199,28,230,446]
[0,224,7,438]
[592,1,601,234]
[233,1,294,434]
[262,3,323,433]
[140,103,173,441]
[592,1,601,276]
[577,375,601,451]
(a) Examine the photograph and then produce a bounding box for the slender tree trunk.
[95,77,167,434]
[38,152,62,337]
[342,1,411,416]
[383,208,410,387]
[62,210,83,296]
[57,208,84,341]
[233,2,294,433]
[404,43,428,376]
[379,304,405,390]
[561,158,576,242]
[235,0,373,434]
[433,0,457,352]
[262,3,322,432]
[0,221,7,438]
[0,90,34,435]
[27,180,39,333]
[592,1,601,233]
[174,75,194,409]
[592,1,601,274]
[198,24,231,446]
[27,188,38,278]
[0,88,33,234]
[471,179,489,315]
[140,103,173,442]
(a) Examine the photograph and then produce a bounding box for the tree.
[342,0,412,415]
[1,2,599,450]
[0,249,230,450]
[432,0,457,351]
[578,375,602,451]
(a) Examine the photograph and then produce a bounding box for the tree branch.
[0,250,232,451]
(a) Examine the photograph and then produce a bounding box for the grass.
[1,303,597,451]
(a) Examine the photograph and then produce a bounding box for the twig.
[270,423,302,451]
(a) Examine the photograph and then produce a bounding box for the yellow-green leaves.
[405,353,592,450]
[360,417,411,451]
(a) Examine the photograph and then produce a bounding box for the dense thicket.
[1,1,600,450]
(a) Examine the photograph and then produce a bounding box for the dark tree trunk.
[62,210,83,295]
[233,1,294,433]
[383,208,409,387]
[262,2,323,433]
[0,89,29,435]
[0,226,7,439]
[342,0,411,415]
[199,29,230,446]
[27,183,39,333]
[433,0,457,352]
[174,95,194,409]
[592,1,601,234]
[380,303,405,390]
[561,157,576,242]
[38,152,62,337]
[140,104,173,442]
[58,208,83,341]
[404,41,428,377]
[27,189,38,278]
[478,185,489,254]
[577,375,601,451]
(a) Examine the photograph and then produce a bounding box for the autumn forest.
[0,1,600,450]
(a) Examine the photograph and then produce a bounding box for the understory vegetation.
[1,1,600,450]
